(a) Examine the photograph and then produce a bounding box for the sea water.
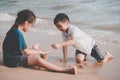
[0,0,120,46]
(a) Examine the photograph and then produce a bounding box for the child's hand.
[57,58,67,62]
[33,44,41,50]
[40,50,49,54]
[51,43,61,49]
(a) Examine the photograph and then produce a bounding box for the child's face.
[23,21,34,32]
[55,21,69,32]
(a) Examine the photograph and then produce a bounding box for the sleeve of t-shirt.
[18,32,27,51]
[70,27,80,39]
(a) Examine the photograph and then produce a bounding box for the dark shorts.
[75,49,87,61]
[75,45,104,62]
[18,55,28,67]
[75,50,87,56]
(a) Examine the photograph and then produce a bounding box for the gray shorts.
[18,55,28,67]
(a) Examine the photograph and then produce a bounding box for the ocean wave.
[0,12,50,24]
[36,18,47,24]
[30,27,60,36]
[0,12,15,21]
[94,23,120,33]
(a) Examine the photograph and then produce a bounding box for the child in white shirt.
[51,13,113,63]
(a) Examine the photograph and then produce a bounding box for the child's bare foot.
[76,62,87,69]
[106,52,113,59]
[102,52,113,63]
[33,44,41,50]
[33,65,41,70]
[56,58,67,62]
[70,66,77,75]
[64,66,77,75]
[40,51,49,54]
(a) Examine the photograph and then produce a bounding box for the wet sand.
[0,31,120,80]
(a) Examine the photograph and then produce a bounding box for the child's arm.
[51,37,76,62]
[24,44,49,55]
[51,37,76,49]
[57,46,67,62]
[23,49,49,56]
[63,46,67,61]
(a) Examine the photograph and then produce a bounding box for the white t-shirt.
[62,25,95,55]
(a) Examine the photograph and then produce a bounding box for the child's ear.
[24,21,29,26]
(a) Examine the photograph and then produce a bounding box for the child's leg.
[101,52,113,63]
[75,50,87,63]
[28,54,77,75]
[41,54,48,60]
[91,45,113,63]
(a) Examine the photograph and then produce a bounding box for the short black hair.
[54,13,70,25]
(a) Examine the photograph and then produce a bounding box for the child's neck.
[65,24,70,33]
[18,25,24,32]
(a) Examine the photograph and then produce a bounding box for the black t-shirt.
[3,28,27,67]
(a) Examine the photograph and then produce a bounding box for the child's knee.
[41,54,48,60]
[75,54,85,63]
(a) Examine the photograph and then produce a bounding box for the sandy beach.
[0,0,120,79]
[0,30,120,80]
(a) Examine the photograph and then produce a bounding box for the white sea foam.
[0,13,15,21]
[30,27,60,36]
[35,18,48,25]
